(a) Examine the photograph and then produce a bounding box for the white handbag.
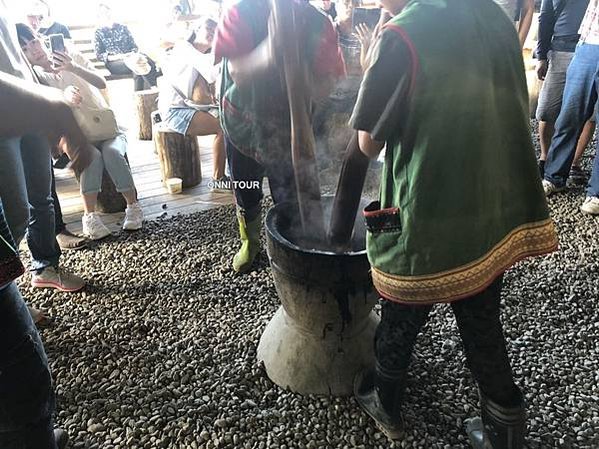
[74,107,120,142]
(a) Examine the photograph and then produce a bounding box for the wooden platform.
[56,78,234,234]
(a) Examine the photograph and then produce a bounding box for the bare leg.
[213,131,226,180]
[186,110,220,136]
[185,111,224,180]
[538,120,554,161]
[82,193,99,214]
[121,189,137,205]
[573,120,596,167]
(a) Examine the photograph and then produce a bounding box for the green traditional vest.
[365,0,558,304]
[219,0,329,165]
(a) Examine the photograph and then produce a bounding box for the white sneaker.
[82,213,111,240]
[542,179,565,197]
[123,202,143,230]
[580,196,599,215]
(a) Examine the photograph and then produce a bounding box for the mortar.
[257,196,379,395]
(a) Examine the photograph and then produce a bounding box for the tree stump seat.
[135,88,159,141]
[153,124,202,189]
[97,169,127,213]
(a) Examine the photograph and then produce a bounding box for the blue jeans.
[544,43,599,197]
[79,134,135,195]
[0,136,61,271]
[0,201,56,446]
[0,281,57,449]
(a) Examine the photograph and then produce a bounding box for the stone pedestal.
[258,198,379,396]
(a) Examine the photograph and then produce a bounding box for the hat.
[24,0,47,16]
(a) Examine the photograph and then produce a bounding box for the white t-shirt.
[158,41,220,113]
[0,0,33,81]
[494,0,519,22]
[35,52,114,121]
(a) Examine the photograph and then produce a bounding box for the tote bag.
[74,106,120,142]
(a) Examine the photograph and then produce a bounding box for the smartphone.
[352,7,381,30]
[49,34,65,54]
[48,34,65,69]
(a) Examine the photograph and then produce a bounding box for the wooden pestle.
[328,132,370,249]
[328,8,391,249]
[271,0,326,242]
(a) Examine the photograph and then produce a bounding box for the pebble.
[21,123,599,448]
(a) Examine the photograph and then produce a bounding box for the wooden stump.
[154,126,202,188]
[136,88,159,140]
[97,168,127,213]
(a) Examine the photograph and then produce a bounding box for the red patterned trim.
[372,219,559,304]
[213,3,256,63]
[363,207,400,218]
[383,23,419,97]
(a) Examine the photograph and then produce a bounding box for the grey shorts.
[536,51,574,123]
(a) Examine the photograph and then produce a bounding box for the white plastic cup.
[166,177,183,194]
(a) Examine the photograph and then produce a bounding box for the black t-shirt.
[40,22,72,39]
[349,29,413,143]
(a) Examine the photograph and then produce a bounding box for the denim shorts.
[162,107,219,135]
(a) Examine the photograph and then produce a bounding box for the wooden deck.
[56,78,234,234]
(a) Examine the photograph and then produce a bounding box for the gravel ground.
[19,130,599,449]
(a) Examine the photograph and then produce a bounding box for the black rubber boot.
[354,368,406,440]
[466,388,526,449]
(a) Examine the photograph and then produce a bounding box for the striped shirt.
[579,0,599,44]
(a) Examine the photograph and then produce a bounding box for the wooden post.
[154,126,202,188]
[136,88,159,140]
[328,8,390,248]
[271,0,325,241]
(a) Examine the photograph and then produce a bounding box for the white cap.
[24,0,47,16]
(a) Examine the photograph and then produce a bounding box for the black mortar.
[266,196,373,328]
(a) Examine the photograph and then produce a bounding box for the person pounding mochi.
[349,0,559,447]
[213,0,345,273]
